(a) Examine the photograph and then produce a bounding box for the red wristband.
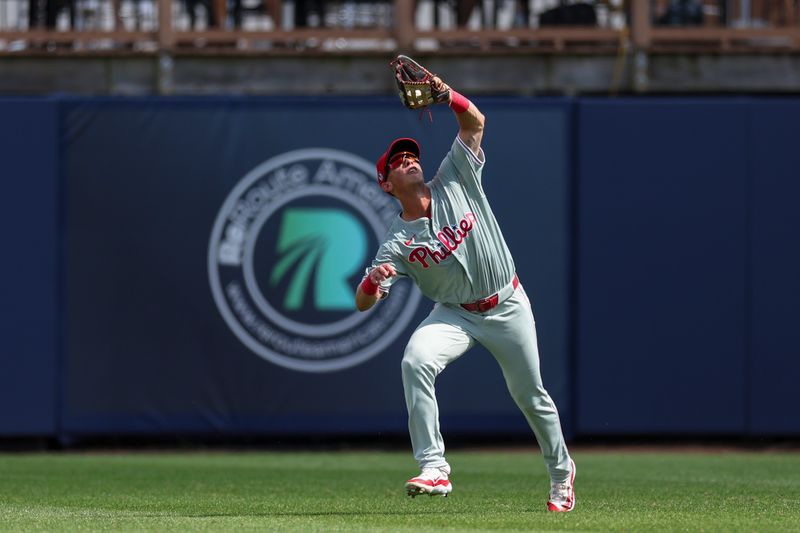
[449,90,470,114]
[360,276,379,296]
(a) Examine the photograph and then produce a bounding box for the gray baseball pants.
[401,284,572,483]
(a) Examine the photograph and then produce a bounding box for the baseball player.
[355,60,575,512]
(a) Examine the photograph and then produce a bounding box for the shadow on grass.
[172,509,534,518]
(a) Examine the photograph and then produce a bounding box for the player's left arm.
[432,76,485,155]
[455,104,485,155]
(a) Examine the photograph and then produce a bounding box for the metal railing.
[0,1,798,54]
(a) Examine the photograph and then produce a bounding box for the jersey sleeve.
[435,136,487,197]
[364,240,406,296]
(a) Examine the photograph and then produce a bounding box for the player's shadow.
[173,502,478,518]
[175,508,462,518]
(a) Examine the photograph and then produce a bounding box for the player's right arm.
[355,264,397,312]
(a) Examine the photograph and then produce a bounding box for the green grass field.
[1,449,798,531]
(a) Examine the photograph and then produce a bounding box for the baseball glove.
[390,55,451,110]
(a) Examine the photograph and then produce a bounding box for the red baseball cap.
[375,137,420,183]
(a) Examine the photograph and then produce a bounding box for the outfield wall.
[0,99,59,436]
[575,99,800,437]
[0,96,797,441]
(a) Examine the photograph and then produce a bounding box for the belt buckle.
[476,294,499,312]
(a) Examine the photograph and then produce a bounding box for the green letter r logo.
[270,208,366,311]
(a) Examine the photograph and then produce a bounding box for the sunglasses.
[387,151,419,173]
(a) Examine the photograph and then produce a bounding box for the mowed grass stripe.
[0,451,798,531]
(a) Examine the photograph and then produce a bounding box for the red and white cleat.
[547,459,576,512]
[405,468,452,497]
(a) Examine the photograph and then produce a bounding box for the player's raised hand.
[431,76,452,104]
[390,55,451,110]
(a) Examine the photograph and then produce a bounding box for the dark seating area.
[0,1,797,53]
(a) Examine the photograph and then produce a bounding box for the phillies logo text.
[408,212,478,268]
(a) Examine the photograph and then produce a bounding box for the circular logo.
[208,148,422,372]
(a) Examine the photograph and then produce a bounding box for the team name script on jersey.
[407,212,478,268]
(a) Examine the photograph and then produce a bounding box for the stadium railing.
[0,1,798,54]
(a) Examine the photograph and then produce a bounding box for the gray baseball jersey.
[367,137,516,303]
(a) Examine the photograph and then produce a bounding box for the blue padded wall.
[58,97,573,439]
[576,100,749,434]
[0,99,59,436]
[747,100,800,435]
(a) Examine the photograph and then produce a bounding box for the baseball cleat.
[405,467,452,497]
[547,459,576,512]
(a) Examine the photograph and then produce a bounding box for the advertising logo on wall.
[209,148,422,372]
